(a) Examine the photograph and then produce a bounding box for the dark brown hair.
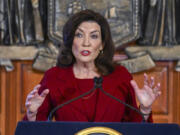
[56,9,115,75]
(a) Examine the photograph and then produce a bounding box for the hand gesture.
[25,84,49,120]
[130,73,161,110]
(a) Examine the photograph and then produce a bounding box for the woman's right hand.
[25,84,49,121]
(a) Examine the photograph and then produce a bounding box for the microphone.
[95,77,147,122]
[47,77,101,121]
[94,77,103,88]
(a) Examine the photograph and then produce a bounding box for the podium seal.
[75,126,122,135]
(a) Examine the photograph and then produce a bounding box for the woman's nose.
[83,36,90,46]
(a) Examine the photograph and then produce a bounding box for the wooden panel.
[133,62,176,123]
[178,71,180,124]
[172,65,180,124]
[0,69,2,135]
[0,61,43,135]
[16,61,44,121]
[0,60,180,135]
[0,68,6,135]
[5,63,19,135]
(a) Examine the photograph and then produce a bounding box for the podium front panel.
[15,121,180,135]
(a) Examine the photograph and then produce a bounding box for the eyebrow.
[76,28,100,34]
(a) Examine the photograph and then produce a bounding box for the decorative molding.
[125,46,180,60]
[117,54,155,73]
[125,46,180,72]
[0,46,38,60]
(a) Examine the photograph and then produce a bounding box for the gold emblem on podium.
[75,126,123,135]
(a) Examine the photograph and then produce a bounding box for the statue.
[137,0,180,46]
[0,0,46,45]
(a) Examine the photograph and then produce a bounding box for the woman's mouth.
[81,50,91,56]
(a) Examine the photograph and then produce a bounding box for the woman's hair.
[56,9,115,75]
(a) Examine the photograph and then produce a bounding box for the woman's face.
[72,21,103,64]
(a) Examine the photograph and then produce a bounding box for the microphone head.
[93,77,103,88]
[98,77,103,83]
[94,77,98,83]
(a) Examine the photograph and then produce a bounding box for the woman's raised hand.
[130,73,161,114]
[25,84,49,121]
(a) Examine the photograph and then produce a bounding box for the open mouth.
[81,50,91,56]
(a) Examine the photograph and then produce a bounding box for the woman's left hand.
[130,73,161,112]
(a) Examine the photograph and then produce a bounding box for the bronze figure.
[137,0,179,46]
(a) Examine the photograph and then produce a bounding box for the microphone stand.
[99,86,147,122]
[96,77,146,122]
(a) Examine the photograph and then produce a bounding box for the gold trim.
[75,126,122,135]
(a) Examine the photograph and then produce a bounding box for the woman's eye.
[75,33,83,38]
[91,34,98,39]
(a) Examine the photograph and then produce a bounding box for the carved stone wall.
[0,0,180,73]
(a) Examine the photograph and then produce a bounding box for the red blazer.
[24,65,152,122]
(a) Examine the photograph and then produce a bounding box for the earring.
[100,50,103,54]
